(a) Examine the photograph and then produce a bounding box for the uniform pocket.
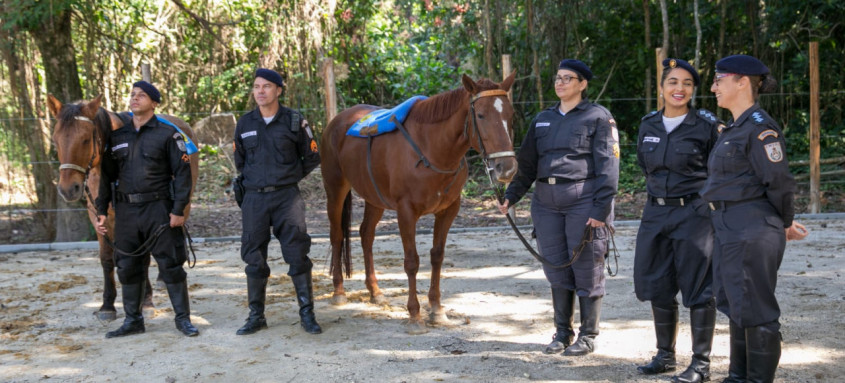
[142,140,165,161]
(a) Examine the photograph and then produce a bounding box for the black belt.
[116,191,170,203]
[649,194,699,207]
[538,177,579,185]
[708,198,767,211]
[246,184,294,193]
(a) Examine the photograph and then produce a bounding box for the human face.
[253,77,282,108]
[710,72,741,109]
[554,69,586,102]
[661,68,695,111]
[129,87,157,114]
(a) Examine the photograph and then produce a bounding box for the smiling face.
[661,68,695,111]
[252,77,282,108]
[553,69,587,103]
[710,73,743,109]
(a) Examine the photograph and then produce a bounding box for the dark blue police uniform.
[505,97,619,354]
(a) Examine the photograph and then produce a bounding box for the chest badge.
[764,142,783,162]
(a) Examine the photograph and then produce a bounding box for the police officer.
[95,81,198,338]
[634,58,719,382]
[498,59,619,356]
[702,55,808,383]
[233,68,322,335]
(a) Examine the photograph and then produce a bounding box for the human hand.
[96,215,108,235]
[170,214,186,228]
[785,221,808,241]
[586,218,605,228]
[498,199,510,215]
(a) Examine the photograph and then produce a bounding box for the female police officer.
[702,54,808,383]
[634,58,720,382]
[498,59,619,356]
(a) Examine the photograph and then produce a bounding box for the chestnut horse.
[321,73,518,334]
[47,94,199,322]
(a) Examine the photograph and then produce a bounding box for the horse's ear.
[461,74,478,94]
[47,94,63,118]
[500,70,517,92]
[82,95,103,118]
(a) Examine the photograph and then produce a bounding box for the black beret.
[715,54,770,76]
[662,58,700,86]
[558,59,593,81]
[132,81,161,103]
[255,68,284,87]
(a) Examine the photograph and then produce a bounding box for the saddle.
[346,95,428,137]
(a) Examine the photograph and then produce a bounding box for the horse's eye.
[82,138,91,145]
[477,114,484,119]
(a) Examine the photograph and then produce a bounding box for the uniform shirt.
[96,115,192,216]
[234,103,320,190]
[637,108,720,198]
[700,103,795,227]
[505,100,620,220]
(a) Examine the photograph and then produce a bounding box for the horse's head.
[48,94,104,202]
[461,72,518,183]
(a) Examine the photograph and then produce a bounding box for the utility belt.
[537,177,588,185]
[708,197,767,211]
[649,194,699,207]
[245,184,295,193]
[115,190,171,204]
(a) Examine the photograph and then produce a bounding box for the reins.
[61,112,197,268]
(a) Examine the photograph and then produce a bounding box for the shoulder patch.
[757,129,779,141]
[764,142,784,162]
[642,110,659,121]
[751,111,766,124]
[173,132,187,152]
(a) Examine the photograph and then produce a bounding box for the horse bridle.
[464,89,517,171]
[58,115,100,176]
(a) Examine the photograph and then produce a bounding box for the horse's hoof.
[406,320,429,335]
[428,311,451,326]
[370,294,387,305]
[97,310,118,322]
[330,294,348,306]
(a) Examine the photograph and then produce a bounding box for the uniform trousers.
[114,199,186,285]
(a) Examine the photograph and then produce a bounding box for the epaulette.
[697,109,719,124]
[750,110,769,125]
[289,110,301,132]
[641,110,659,121]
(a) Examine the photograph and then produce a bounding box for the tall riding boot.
[291,272,322,334]
[674,301,716,382]
[746,323,781,383]
[545,288,576,354]
[638,302,678,374]
[236,277,268,335]
[564,296,602,356]
[106,283,146,338]
[166,280,199,337]
[721,320,747,383]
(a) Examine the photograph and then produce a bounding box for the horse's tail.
[339,191,353,278]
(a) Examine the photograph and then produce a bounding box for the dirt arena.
[1,219,843,383]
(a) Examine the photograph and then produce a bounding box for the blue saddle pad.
[347,95,428,137]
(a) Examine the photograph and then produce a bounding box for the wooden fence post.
[323,58,337,125]
[809,42,821,213]
[501,54,512,100]
[141,63,151,82]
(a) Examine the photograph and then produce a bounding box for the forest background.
[1,0,843,242]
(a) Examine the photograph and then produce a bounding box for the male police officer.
[95,81,198,338]
[233,68,322,335]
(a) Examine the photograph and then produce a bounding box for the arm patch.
[757,129,778,141]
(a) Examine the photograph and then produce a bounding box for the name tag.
[643,136,660,143]
[241,131,257,139]
[111,143,128,151]
[536,122,551,127]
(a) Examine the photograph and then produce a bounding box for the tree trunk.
[527,0,543,108]
[659,0,669,54]
[694,0,702,107]
[643,0,652,113]
[29,8,91,242]
[484,0,495,79]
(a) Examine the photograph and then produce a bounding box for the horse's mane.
[57,102,113,153]
[408,78,501,124]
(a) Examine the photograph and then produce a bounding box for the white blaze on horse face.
[493,98,504,113]
[502,120,510,142]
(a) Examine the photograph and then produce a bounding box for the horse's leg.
[97,236,118,321]
[142,254,156,317]
[328,187,352,306]
[360,202,386,304]
[396,206,426,334]
[428,198,461,325]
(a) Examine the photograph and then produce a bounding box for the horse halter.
[58,115,99,175]
[464,89,516,174]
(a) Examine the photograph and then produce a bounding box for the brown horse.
[47,94,199,322]
[321,73,518,333]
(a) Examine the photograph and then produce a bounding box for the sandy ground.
[1,219,843,383]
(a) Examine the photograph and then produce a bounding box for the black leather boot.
[746,323,781,383]
[545,288,576,354]
[106,283,146,338]
[236,277,268,335]
[564,296,601,356]
[166,280,199,337]
[291,272,322,334]
[721,320,747,383]
[675,301,716,382]
[638,302,678,374]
